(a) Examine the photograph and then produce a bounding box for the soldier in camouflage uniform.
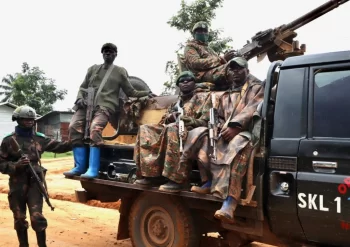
[64,43,156,179]
[0,105,72,247]
[134,71,212,192]
[184,21,259,89]
[181,57,264,223]
[184,21,228,87]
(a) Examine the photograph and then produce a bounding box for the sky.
[0,0,349,111]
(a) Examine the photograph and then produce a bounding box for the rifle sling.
[222,80,249,131]
[94,64,115,106]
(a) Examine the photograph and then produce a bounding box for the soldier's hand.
[221,127,241,142]
[76,98,86,109]
[14,156,30,171]
[224,50,237,62]
[166,112,179,123]
[219,56,227,65]
[181,116,196,127]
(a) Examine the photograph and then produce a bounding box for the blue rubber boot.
[191,180,212,194]
[63,147,88,176]
[214,196,237,224]
[81,147,100,179]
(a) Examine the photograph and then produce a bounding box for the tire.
[119,76,151,100]
[129,193,200,247]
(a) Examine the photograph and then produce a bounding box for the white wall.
[0,105,17,142]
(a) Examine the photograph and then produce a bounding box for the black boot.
[16,230,29,247]
[159,180,183,192]
[36,230,47,247]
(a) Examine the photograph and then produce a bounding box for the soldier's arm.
[76,66,93,101]
[119,68,151,98]
[0,139,16,175]
[228,84,264,130]
[38,133,73,154]
[159,102,177,124]
[184,46,221,71]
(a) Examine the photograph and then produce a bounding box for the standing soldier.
[64,43,156,179]
[183,21,260,89]
[0,105,72,247]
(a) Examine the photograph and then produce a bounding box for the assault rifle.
[82,87,95,140]
[10,137,55,211]
[224,0,349,63]
[175,99,185,153]
[208,93,219,161]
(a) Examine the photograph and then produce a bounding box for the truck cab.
[66,50,350,247]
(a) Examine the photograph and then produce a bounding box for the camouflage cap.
[101,43,118,53]
[192,21,209,33]
[229,57,248,69]
[175,71,195,86]
[12,105,36,121]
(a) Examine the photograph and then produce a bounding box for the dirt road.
[0,157,274,247]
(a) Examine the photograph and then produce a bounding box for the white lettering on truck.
[298,193,341,213]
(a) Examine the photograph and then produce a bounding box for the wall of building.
[0,105,17,141]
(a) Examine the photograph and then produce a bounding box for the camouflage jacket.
[0,130,72,176]
[159,91,212,129]
[76,64,150,113]
[184,40,222,81]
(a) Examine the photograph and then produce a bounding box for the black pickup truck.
[66,50,350,247]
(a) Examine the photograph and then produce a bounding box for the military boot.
[63,146,88,176]
[159,180,183,192]
[135,177,166,186]
[214,196,237,224]
[191,180,212,194]
[16,229,29,247]
[36,230,47,247]
[81,146,100,179]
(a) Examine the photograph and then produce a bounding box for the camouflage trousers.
[7,173,47,232]
[214,143,253,201]
[69,107,111,146]
[134,123,190,184]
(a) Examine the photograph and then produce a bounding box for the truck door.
[297,63,350,246]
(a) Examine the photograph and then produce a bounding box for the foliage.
[161,0,232,95]
[0,62,67,115]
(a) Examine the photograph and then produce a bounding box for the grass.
[41,151,73,159]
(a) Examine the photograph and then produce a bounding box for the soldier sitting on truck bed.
[180,57,264,223]
[64,43,156,179]
[183,21,260,90]
[134,71,212,192]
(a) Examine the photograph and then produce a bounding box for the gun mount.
[225,0,349,62]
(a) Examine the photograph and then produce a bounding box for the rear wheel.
[129,193,199,247]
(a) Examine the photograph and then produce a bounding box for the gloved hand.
[181,116,202,127]
[75,98,86,109]
[166,112,180,123]
[13,156,30,173]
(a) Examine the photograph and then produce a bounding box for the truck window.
[313,68,350,138]
[273,68,306,138]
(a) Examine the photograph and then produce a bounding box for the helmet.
[12,105,37,121]
[192,21,209,33]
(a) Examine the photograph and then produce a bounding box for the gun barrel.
[281,0,348,32]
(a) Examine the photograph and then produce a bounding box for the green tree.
[0,62,67,115]
[161,0,232,95]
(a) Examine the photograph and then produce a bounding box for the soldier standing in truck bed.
[64,43,156,179]
[0,105,72,247]
[183,21,260,89]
